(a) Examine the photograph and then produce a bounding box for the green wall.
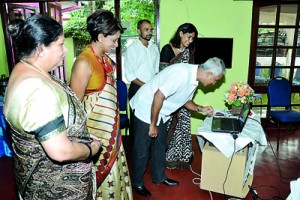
[160,0,253,133]
[0,0,253,134]
[0,16,9,77]
[65,38,75,83]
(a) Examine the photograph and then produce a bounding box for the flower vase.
[231,105,242,115]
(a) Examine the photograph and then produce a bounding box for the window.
[249,1,300,117]
[119,0,157,83]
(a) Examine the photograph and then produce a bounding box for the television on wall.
[194,37,233,68]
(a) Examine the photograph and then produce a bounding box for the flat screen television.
[194,37,233,68]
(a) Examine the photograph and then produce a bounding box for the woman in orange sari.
[70,9,132,199]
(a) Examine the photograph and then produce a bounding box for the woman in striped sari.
[70,9,132,200]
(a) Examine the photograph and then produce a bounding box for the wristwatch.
[197,106,203,112]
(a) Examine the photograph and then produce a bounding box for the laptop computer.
[211,103,251,133]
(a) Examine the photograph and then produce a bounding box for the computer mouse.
[215,112,224,116]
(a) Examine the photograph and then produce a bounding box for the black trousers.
[128,82,141,141]
[131,114,169,187]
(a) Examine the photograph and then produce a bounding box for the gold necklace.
[20,60,86,132]
[177,47,185,53]
[20,60,70,94]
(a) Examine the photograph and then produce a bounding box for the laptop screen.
[238,103,250,130]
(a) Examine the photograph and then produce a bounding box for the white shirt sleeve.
[158,68,187,99]
[124,41,160,83]
[124,45,137,82]
[154,47,160,74]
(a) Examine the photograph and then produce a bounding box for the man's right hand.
[149,123,158,137]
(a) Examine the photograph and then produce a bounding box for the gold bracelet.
[197,106,203,112]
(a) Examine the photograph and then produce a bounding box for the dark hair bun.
[7,19,25,39]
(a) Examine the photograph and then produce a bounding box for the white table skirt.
[196,112,267,158]
[196,111,267,183]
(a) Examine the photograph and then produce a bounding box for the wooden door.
[1,3,40,72]
[1,2,66,83]
[47,3,67,83]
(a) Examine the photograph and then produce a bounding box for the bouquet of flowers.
[225,81,255,107]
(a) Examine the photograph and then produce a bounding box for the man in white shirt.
[124,19,160,141]
[130,57,226,197]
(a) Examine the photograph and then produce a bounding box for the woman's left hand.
[89,134,101,142]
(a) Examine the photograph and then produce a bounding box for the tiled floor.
[0,157,17,200]
[1,127,300,200]
[129,128,300,200]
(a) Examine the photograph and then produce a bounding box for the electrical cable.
[189,163,201,185]
[180,0,206,37]
[248,117,295,183]
[182,0,190,22]
[267,137,294,184]
[248,117,261,124]
[246,117,291,199]
[250,184,284,200]
[249,185,258,200]
[222,135,237,195]
[189,164,214,200]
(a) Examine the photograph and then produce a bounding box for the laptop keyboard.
[220,118,238,130]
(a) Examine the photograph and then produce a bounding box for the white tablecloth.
[197,112,267,158]
[196,111,267,184]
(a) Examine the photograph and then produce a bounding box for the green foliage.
[64,17,90,51]
[121,0,154,35]
[63,0,154,54]
[64,6,91,54]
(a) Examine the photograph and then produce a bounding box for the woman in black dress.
[160,23,198,169]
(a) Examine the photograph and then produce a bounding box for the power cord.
[266,136,294,183]
[249,117,295,183]
[189,164,214,200]
[222,135,237,195]
[249,184,284,200]
[247,117,290,199]
[249,185,258,200]
[232,133,238,140]
[189,160,201,186]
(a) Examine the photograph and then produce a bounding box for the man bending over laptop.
[130,57,226,197]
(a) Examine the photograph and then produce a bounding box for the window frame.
[248,0,300,111]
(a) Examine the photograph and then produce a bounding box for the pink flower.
[237,89,245,97]
[224,81,255,106]
[230,88,237,95]
[228,94,236,102]
[244,88,251,96]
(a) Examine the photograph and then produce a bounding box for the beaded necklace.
[20,60,88,139]
[20,60,74,96]
[89,44,115,85]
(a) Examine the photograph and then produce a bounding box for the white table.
[197,112,267,158]
[197,112,267,187]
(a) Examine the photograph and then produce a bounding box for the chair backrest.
[274,69,282,77]
[267,76,291,107]
[274,62,282,77]
[255,68,262,76]
[295,69,300,81]
[255,62,261,76]
[116,80,128,111]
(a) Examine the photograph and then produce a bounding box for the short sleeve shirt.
[130,63,199,125]
[124,40,160,83]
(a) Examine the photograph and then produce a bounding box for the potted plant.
[225,81,254,115]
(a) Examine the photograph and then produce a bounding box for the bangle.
[82,143,92,162]
[197,106,203,112]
